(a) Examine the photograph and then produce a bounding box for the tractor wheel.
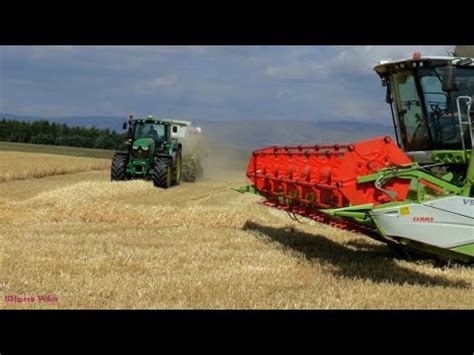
[172,149,182,186]
[152,158,172,189]
[111,152,129,181]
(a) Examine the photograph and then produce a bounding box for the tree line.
[0,119,126,150]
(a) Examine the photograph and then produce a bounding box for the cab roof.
[131,117,193,126]
[373,56,474,76]
[161,119,193,127]
[132,118,172,125]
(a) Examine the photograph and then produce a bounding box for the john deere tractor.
[111,115,182,188]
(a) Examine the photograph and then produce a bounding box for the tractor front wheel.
[152,158,172,189]
[111,152,129,181]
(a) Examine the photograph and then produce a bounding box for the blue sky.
[0,45,453,123]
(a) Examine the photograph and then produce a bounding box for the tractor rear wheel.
[111,152,129,181]
[152,158,172,189]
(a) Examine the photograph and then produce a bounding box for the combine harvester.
[237,52,474,263]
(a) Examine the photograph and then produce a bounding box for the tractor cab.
[133,121,168,142]
[122,115,176,153]
[113,114,183,188]
[374,54,474,163]
[125,115,171,143]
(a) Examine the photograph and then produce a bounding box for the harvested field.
[0,151,110,182]
[0,145,473,309]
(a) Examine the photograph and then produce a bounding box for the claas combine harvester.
[236,52,474,263]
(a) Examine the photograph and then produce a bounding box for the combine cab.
[237,53,474,263]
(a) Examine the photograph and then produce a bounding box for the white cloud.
[263,46,454,81]
[330,45,454,75]
[0,45,458,122]
[134,75,180,95]
[257,46,455,122]
[264,63,328,81]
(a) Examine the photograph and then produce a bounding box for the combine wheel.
[111,152,129,181]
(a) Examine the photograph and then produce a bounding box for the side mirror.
[442,64,458,92]
[172,126,178,133]
[122,122,128,130]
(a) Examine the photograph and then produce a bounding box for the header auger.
[247,136,412,208]
[237,53,474,264]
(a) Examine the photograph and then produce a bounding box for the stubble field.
[0,144,473,309]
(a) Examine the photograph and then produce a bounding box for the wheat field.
[0,151,110,183]
[0,148,473,309]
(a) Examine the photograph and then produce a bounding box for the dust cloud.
[181,132,250,182]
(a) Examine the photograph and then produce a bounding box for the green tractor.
[111,115,182,188]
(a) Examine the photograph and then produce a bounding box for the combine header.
[237,52,474,263]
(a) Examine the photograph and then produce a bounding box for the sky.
[0,45,454,123]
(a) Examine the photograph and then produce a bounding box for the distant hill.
[454,45,474,57]
[198,120,394,150]
[1,113,395,150]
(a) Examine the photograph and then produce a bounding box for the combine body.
[239,54,474,263]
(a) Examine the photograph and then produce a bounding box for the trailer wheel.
[152,158,172,189]
[111,152,129,181]
[182,158,197,182]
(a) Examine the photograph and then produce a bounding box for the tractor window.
[134,123,166,141]
[391,71,430,151]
